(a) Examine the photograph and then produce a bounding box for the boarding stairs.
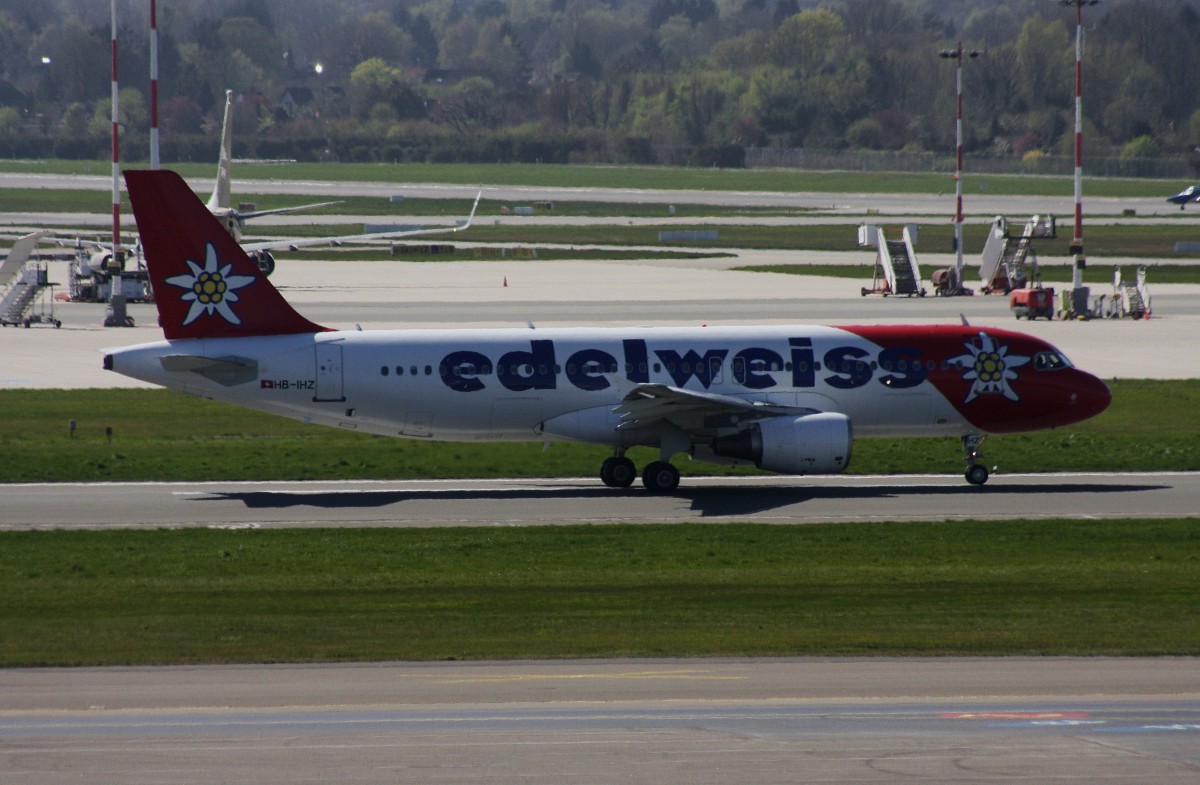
[0,265,51,327]
[980,215,1055,293]
[0,233,50,327]
[1110,266,1151,319]
[858,224,925,297]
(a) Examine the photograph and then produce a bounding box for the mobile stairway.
[0,233,58,328]
[858,224,925,297]
[1109,265,1151,319]
[979,214,1055,294]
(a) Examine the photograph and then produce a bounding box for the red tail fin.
[125,169,327,340]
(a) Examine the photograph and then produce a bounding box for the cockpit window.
[1034,351,1073,371]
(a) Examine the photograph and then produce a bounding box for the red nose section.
[1067,371,1112,424]
[842,325,1110,435]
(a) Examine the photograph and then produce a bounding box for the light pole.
[1059,0,1100,311]
[938,42,982,292]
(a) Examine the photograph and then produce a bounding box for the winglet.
[459,190,482,231]
[125,168,328,340]
[208,90,235,212]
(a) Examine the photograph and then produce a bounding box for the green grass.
[1,380,1196,484]
[1,520,1196,666]
[0,158,1187,197]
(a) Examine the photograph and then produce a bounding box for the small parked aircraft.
[106,169,1112,491]
[51,88,477,295]
[1167,185,1200,209]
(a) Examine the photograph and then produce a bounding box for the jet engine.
[250,250,276,277]
[82,251,115,276]
[711,412,852,474]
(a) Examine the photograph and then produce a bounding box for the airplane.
[105,169,1113,491]
[1167,185,1200,209]
[205,89,339,275]
[56,88,478,299]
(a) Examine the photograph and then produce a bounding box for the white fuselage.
[106,324,969,444]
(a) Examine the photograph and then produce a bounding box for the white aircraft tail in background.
[205,89,340,243]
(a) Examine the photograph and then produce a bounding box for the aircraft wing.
[40,233,138,255]
[615,383,816,432]
[236,201,343,220]
[239,190,482,254]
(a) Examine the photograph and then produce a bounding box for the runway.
[0,169,1188,218]
[2,658,1198,784]
[1,472,1195,530]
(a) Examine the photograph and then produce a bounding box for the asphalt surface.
[0,169,1191,217]
[1,473,1196,530]
[3,658,1198,785]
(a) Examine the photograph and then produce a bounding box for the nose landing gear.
[963,433,989,485]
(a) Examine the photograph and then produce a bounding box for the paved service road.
[1,473,1195,530]
[2,658,1198,785]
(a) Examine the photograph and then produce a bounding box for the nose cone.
[1068,371,1112,424]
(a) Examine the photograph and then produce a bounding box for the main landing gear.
[599,450,681,493]
[963,433,989,485]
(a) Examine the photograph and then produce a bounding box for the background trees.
[0,0,1196,168]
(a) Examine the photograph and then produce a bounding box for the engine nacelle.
[251,250,276,277]
[83,251,114,276]
[711,413,852,475]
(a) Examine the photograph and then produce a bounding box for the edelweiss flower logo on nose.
[165,243,256,326]
[949,332,1030,402]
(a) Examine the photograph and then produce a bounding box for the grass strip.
[1,380,1196,484]
[1,520,1196,666]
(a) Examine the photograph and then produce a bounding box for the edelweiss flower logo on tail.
[949,332,1030,402]
[165,242,256,326]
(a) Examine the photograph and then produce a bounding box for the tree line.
[2,0,1199,171]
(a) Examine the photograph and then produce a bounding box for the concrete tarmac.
[3,255,1198,389]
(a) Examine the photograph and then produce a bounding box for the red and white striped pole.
[110,0,120,256]
[1072,0,1084,262]
[1062,0,1099,290]
[938,43,981,286]
[149,0,159,169]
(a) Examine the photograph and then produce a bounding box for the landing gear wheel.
[961,433,988,486]
[966,463,989,486]
[600,456,636,488]
[641,461,680,494]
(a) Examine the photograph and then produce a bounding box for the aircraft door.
[314,343,345,402]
